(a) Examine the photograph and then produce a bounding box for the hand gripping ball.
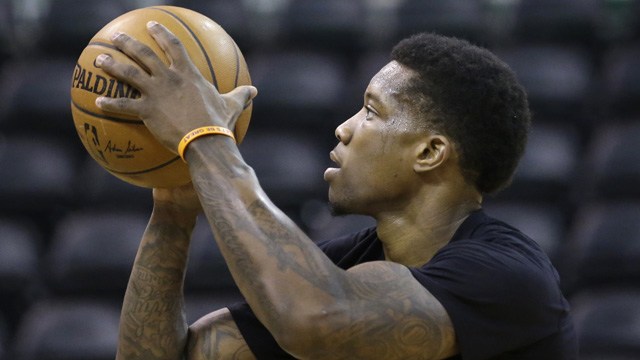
[70,6,252,188]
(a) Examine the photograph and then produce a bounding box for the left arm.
[96,22,457,359]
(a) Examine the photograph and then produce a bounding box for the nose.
[335,114,355,144]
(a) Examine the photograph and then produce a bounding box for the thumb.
[225,85,258,111]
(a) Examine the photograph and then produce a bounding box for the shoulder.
[407,211,574,358]
[412,210,568,324]
[443,210,554,272]
[428,211,558,291]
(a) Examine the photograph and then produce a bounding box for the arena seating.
[44,210,147,297]
[1,0,640,358]
[12,299,120,360]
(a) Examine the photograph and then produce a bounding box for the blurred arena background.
[1,0,640,359]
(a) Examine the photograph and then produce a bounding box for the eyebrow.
[364,90,383,106]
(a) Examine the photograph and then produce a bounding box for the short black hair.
[391,33,530,194]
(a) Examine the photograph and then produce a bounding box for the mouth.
[329,150,341,168]
[324,150,341,181]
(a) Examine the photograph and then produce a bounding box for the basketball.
[70,6,252,188]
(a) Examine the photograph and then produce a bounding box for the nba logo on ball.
[70,6,252,188]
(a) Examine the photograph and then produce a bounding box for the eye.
[365,105,375,120]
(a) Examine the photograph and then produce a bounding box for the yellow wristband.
[177,126,236,162]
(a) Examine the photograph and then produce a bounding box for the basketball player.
[96,21,577,359]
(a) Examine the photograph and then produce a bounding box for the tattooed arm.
[187,308,255,360]
[116,185,255,360]
[184,138,457,360]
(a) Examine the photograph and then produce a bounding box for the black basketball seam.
[105,155,182,175]
[232,43,240,87]
[88,41,119,50]
[149,7,219,89]
[232,43,251,111]
[71,101,144,125]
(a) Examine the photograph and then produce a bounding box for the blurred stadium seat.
[247,50,350,139]
[583,122,640,200]
[512,0,601,49]
[495,45,595,122]
[0,312,6,360]
[37,0,133,57]
[0,135,77,219]
[0,219,41,334]
[0,0,15,68]
[563,202,640,293]
[0,219,40,298]
[12,299,120,360]
[602,43,640,119]
[0,58,77,139]
[395,0,487,46]
[73,157,153,213]
[278,0,366,56]
[572,289,640,359]
[599,0,640,43]
[240,130,329,220]
[44,210,147,297]
[493,123,581,204]
[185,215,242,296]
[346,50,391,114]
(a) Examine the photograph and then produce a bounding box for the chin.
[329,202,350,216]
[328,188,366,216]
[328,198,366,217]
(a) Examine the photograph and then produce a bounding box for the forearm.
[116,204,196,360]
[187,137,348,342]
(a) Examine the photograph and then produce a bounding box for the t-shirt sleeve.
[409,238,567,360]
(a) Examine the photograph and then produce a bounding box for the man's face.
[324,61,426,216]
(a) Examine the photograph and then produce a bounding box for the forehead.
[366,61,414,103]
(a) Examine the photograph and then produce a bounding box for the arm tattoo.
[315,264,452,359]
[187,317,255,360]
[117,219,191,359]
[246,200,339,290]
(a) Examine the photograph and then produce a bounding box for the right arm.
[116,185,255,360]
[116,186,195,359]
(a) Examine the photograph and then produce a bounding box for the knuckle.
[168,35,182,47]
[140,46,156,59]
[123,65,141,79]
[113,97,131,110]
[114,33,134,50]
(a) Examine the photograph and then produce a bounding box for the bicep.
[187,308,256,360]
[328,261,458,359]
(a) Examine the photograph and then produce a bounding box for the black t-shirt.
[228,210,578,359]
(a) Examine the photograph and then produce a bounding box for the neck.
[375,186,482,267]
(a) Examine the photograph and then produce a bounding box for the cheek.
[362,155,408,190]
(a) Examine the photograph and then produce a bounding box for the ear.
[413,135,452,173]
